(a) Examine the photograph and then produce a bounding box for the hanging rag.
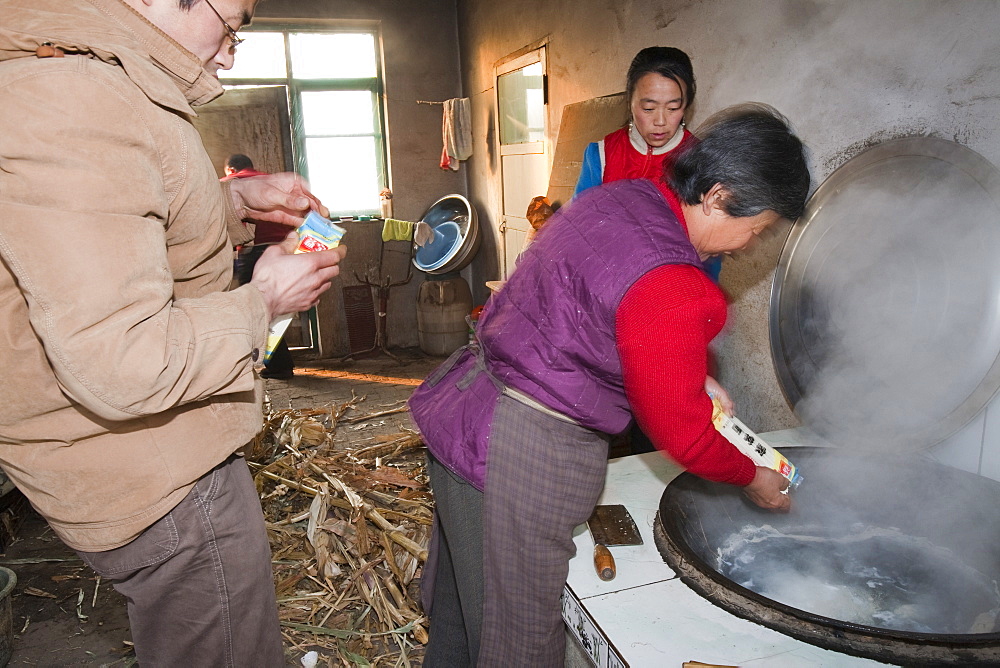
[440,97,472,171]
[382,218,413,242]
[414,221,435,246]
[382,218,435,246]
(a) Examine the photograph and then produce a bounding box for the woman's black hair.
[625,47,696,109]
[669,103,811,221]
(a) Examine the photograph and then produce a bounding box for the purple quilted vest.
[409,179,702,488]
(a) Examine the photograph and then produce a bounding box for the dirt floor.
[0,348,443,667]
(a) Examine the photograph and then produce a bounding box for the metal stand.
[339,235,413,364]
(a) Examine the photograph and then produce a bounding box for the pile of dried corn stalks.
[247,395,431,667]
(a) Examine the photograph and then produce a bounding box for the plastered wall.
[255,0,464,352]
[456,0,1000,430]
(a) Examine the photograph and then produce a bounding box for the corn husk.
[248,396,431,665]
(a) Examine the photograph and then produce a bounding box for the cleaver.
[587,504,643,581]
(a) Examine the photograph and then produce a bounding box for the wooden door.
[193,85,293,176]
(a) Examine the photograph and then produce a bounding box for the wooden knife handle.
[593,543,615,581]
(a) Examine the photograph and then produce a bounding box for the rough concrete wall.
[456,0,1000,431]
[255,0,464,351]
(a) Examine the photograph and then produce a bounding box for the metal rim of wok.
[769,136,1000,450]
[655,462,1000,664]
[412,194,481,274]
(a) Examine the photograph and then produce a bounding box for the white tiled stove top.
[562,433,893,667]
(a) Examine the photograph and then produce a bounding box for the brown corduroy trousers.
[77,455,284,667]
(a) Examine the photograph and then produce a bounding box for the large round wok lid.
[412,194,480,274]
[770,137,1000,451]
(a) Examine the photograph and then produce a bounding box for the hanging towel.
[441,97,472,171]
[382,219,436,246]
[414,221,435,246]
[382,218,414,242]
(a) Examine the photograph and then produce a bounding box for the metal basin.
[412,194,480,274]
[655,447,1000,665]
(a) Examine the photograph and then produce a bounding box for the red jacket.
[602,126,699,199]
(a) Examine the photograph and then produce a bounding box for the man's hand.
[229,173,329,227]
[250,232,347,318]
[744,466,791,512]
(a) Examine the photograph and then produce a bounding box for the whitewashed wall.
[456,0,1000,436]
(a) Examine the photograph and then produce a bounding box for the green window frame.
[220,26,388,218]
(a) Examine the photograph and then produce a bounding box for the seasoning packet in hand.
[263,212,346,364]
[710,395,803,490]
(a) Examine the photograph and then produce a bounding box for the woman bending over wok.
[409,103,811,667]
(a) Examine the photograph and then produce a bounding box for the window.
[497,60,546,145]
[221,29,386,217]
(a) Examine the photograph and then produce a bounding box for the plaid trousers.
[425,392,609,667]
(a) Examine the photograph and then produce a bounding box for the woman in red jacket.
[575,46,720,282]
[575,47,696,190]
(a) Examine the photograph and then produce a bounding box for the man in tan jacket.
[0,0,346,664]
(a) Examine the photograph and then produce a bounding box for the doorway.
[192,86,320,356]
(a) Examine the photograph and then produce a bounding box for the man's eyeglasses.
[203,0,245,48]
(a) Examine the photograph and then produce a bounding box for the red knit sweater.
[615,259,756,487]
